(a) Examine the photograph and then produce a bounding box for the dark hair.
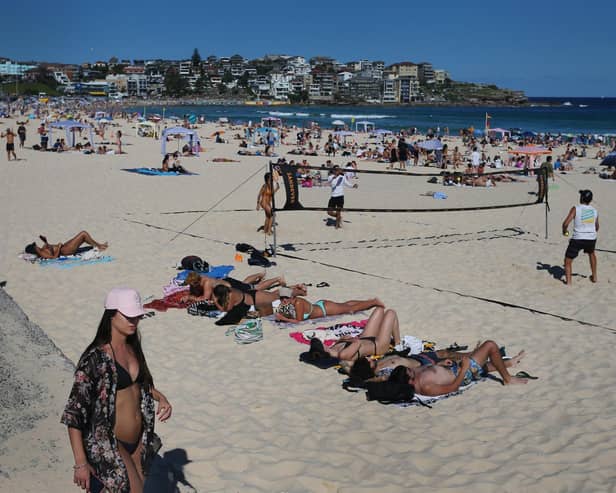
[80,309,154,391]
[213,284,231,309]
[579,189,593,204]
[350,357,375,381]
[388,365,410,385]
[25,242,37,255]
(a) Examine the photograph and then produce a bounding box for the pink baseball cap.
[104,288,145,317]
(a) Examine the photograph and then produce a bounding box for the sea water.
[129,97,616,135]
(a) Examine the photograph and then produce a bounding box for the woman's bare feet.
[590,275,597,283]
[98,242,108,251]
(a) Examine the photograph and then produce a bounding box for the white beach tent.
[355,120,375,133]
[488,128,511,140]
[136,121,157,138]
[49,120,94,147]
[252,127,280,146]
[161,126,200,155]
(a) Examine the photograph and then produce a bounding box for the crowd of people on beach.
[5,96,611,493]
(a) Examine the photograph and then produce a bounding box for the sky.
[1,0,614,97]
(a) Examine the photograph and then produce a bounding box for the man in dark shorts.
[562,189,599,285]
[1,128,17,160]
[327,165,357,229]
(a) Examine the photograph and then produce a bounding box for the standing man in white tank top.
[562,189,599,285]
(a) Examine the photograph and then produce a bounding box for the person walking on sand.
[17,123,26,149]
[327,165,357,229]
[562,189,599,285]
[1,128,17,160]
[256,172,279,235]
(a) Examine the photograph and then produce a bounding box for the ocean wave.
[295,112,310,116]
[268,111,295,116]
[330,114,393,119]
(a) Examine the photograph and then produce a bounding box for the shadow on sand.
[145,448,196,493]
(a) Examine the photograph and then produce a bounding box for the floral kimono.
[61,347,157,493]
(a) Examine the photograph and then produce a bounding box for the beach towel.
[173,265,234,282]
[143,291,192,312]
[122,167,198,176]
[20,249,114,269]
[289,320,368,346]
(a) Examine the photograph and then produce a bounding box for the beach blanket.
[174,265,234,282]
[264,310,370,328]
[19,249,114,269]
[143,291,192,312]
[122,167,198,176]
[289,320,368,346]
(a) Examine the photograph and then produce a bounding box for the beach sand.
[1,115,616,492]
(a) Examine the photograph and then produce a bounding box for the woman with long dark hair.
[62,288,172,493]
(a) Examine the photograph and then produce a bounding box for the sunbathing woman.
[308,306,399,362]
[212,285,284,324]
[256,172,279,235]
[182,271,306,303]
[275,295,383,323]
[24,231,108,259]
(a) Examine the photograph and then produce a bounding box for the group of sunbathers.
[304,305,533,397]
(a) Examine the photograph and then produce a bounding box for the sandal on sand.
[515,371,538,380]
[316,282,330,288]
[446,343,468,352]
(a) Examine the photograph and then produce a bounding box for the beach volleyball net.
[271,163,548,214]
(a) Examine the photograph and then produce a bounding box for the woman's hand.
[73,463,95,491]
[156,396,173,422]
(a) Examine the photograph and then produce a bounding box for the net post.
[270,161,277,257]
[544,165,549,239]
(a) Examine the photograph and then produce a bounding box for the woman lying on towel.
[307,306,398,363]
[182,271,307,303]
[24,231,108,259]
[275,295,383,323]
[211,284,288,325]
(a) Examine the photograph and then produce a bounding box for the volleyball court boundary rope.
[121,215,613,333]
[274,251,616,335]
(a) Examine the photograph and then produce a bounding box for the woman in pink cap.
[62,288,172,493]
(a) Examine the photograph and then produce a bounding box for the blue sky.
[1,0,614,96]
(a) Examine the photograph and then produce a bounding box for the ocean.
[128,97,616,135]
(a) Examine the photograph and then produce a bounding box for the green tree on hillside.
[192,49,202,69]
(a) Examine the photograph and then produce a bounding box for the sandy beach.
[1,114,616,493]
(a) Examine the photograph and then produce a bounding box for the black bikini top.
[111,346,142,390]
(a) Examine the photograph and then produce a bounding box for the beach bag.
[225,319,263,344]
[180,255,208,272]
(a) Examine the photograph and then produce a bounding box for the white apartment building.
[0,60,36,77]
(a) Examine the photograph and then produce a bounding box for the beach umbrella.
[509,146,551,155]
[332,120,345,126]
[417,139,443,151]
[600,152,616,167]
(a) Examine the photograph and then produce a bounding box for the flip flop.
[446,343,468,352]
[316,282,330,288]
[515,371,538,380]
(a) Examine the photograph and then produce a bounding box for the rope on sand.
[275,251,616,335]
